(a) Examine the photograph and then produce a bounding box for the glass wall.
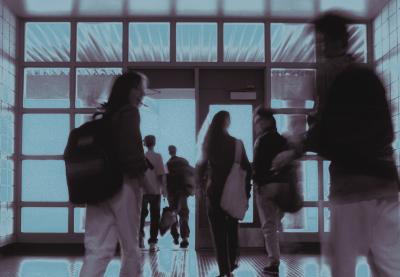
[19,19,369,240]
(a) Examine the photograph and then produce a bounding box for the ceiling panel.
[4,0,390,19]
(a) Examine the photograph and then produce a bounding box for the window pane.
[275,114,307,136]
[348,24,367,63]
[21,207,68,233]
[176,23,217,62]
[300,161,318,201]
[324,207,330,232]
[77,23,122,62]
[25,22,70,62]
[74,208,86,233]
[76,68,122,108]
[0,160,14,202]
[75,114,93,128]
[19,260,71,277]
[282,207,318,232]
[22,160,68,202]
[24,68,70,108]
[0,109,14,156]
[323,161,331,201]
[224,23,265,62]
[271,69,315,108]
[129,22,170,62]
[22,114,70,155]
[271,23,315,62]
[0,206,13,237]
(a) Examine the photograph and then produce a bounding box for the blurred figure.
[253,107,287,276]
[197,111,252,277]
[139,135,166,252]
[273,12,400,277]
[80,71,148,277]
[166,145,193,248]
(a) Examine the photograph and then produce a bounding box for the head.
[313,12,351,58]
[144,135,156,149]
[253,107,277,135]
[102,70,148,114]
[168,145,177,157]
[203,111,230,156]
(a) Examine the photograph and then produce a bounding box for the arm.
[113,106,147,178]
[239,141,252,198]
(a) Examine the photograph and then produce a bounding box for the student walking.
[253,108,289,276]
[80,71,149,277]
[139,135,166,252]
[272,12,400,277]
[166,145,193,248]
[197,111,252,277]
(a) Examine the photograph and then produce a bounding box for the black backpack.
[63,114,123,205]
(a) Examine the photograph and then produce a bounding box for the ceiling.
[4,0,388,20]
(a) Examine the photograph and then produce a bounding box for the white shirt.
[144,150,166,195]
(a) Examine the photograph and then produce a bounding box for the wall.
[0,0,16,246]
[374,0,400,171]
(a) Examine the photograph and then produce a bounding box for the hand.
[271,150,296,172]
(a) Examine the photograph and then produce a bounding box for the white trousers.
[327,199,400,277]
[80,176,144,277]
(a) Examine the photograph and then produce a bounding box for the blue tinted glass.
[22,160,68,202]
[25,22,70,62]
[0,206,13,237]
[74,208,86,233]
[21,207,68,233]
[282,207,318,232]
[348,24,367,63]
[271,23,315,62]
[22,114,69,155]
[323,161,331,201]
[76,68,122,108]
[176,23,217,62]
[0,159,14,202]
[301,161,318,201]
[19,259,71,277]
[0,109,14,156]
[24,68,70,108]
[77,23,122,62]
[129,23,170,62]
[224,23,265,62]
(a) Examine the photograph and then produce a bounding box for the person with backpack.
[139,135,166,252]
[78,71,149,277]
[165,145,194,248]
[272,12,400,277]
[196,111,252,277]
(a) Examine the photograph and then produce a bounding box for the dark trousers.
[168,191,190,240]
[207,197,239,275]
[139,194,161,244]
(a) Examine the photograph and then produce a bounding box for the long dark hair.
[98,70,147,117]
[203,111,230,158]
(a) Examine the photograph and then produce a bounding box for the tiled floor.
[0,248,372,277]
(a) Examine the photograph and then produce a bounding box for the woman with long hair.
[80,70,148,277]
[197,111,252,277]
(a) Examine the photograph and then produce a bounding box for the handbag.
[159,207,177,236]
[275,162,304,213]
[220,139,249,220]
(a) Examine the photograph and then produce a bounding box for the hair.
[168,145,177,154]
[203,111,230,157]
[100,70,147,116]
[144,135,156,148]
[254,107,277,131]
[313,12,351,49]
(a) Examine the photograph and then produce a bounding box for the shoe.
[139,238,145,248]
[173,237,179,245]
[149,243,159,252]
[263,264,279,276]
[231,263,238,272]
[180,239,189,248]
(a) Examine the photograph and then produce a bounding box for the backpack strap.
[234,139,243,164]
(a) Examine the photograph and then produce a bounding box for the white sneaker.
[149,243,159,252]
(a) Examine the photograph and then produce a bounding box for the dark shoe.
[231,263,238,272]
[173,237,179,245]
[180,239,189,248]
[263,264,279,276]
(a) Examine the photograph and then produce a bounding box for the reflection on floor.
[0,249,372,277]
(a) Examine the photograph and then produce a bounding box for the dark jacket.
[166,156,192,194]
[197,135,252,204]
[111,105,147,178]
[305,63,399,202]
[253,130,291,185]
